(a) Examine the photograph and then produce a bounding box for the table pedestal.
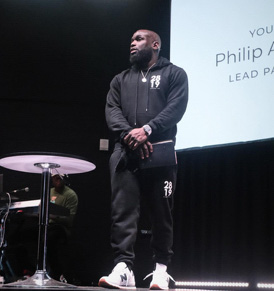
[5,162,75,288]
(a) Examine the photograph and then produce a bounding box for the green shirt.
[50,185,78,229]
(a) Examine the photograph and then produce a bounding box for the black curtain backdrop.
[173,138,274,287]
[1,0,274,288]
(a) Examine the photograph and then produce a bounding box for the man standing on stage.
[99,29,188,290]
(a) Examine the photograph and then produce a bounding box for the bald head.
[135,29,161,53]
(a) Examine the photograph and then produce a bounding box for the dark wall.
[0,0,171,285]
[0,0,171,158]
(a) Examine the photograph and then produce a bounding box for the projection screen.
[171,0,274,150]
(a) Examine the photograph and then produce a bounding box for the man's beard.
[129,47,153,69]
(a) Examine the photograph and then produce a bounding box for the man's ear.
[152,41,160,50]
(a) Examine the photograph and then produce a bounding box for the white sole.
[99,278,136,290]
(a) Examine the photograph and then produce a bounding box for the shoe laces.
[143,270,175,283]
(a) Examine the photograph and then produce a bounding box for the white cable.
[0,192,11,248]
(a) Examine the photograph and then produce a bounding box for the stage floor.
[0,289,229,291]
[0,287,245,291]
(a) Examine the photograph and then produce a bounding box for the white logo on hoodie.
[150,75,161,89]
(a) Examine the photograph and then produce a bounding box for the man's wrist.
[142,124,152,136]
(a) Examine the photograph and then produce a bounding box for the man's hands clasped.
[124,128,153,159]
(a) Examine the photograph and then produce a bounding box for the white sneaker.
[144,270,175,290]
[98,262,136,289]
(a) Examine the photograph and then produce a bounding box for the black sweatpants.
[109,147,177,268]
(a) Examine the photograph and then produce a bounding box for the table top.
[0,152,96,174]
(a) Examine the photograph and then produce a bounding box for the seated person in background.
[50,173,78,231]
[47,173,78,281]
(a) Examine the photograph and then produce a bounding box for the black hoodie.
[105,56,188,145]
